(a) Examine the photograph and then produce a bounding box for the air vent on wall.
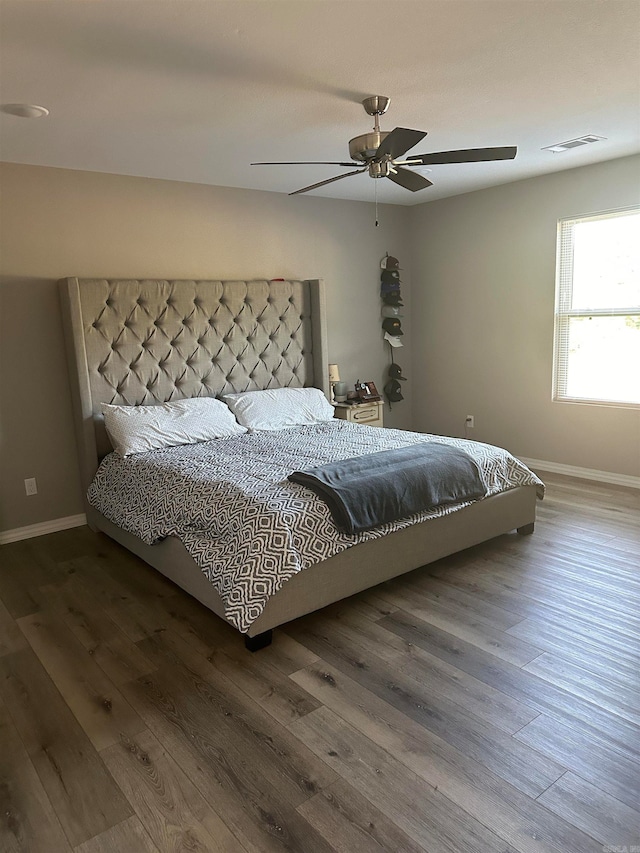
[542,135,606,153]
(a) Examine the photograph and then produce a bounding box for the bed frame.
[59,277,537,649]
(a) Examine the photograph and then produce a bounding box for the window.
[553,207,640,407]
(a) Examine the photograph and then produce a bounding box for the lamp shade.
[328,363,341,382]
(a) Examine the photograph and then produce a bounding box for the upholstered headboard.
[59,278,329,496]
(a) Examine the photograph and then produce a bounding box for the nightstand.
[334,400,384,428]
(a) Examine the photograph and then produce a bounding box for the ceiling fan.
[251,96,517,195]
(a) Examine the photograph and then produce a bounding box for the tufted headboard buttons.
[59,278,329,498]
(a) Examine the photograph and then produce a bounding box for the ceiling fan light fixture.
[368,161,392,179]
[1,103,49,118]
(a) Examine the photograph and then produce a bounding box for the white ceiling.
[1,0,639,205]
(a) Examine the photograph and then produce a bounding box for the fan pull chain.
[375,179,379,227]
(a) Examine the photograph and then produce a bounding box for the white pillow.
[102,397,246,456]
[222,387,334,431]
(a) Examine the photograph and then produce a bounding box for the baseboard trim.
[1,458,637,543]
[520,457,640,490]
[0,514,87,545]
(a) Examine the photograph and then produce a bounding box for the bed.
[59,276,541,649]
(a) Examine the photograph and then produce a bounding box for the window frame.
[552,206,640,410]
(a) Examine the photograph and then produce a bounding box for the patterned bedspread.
[88,421,544,632]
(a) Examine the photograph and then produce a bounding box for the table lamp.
[328,364,347,402]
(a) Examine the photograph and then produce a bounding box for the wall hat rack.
[380,253,407,407]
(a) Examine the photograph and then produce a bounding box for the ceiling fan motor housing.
[349,131,390,162]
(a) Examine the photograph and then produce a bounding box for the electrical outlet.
[465,415,475,429]
[24,477,38,496]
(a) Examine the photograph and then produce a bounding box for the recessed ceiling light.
[0,103,50,119]
[542,134,606,153]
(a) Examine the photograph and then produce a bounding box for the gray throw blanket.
[288,442,487,534]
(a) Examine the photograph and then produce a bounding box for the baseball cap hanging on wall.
[382,317,403,336]
[382,292,404,306]
[381,255,402,271]
[381,305,403,318]
[388,363,407,380]
[384,331,403,347]
[381,269,401,285]
[383,378,404,402]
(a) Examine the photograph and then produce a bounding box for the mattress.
[88,420,544,632]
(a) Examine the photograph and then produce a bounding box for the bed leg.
[517,522,535,536]
[244,629,273,651]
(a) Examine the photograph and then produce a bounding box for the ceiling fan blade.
[387,167,433,192]
[289,168,366,196]
[375,127,428,160]
[407,146,517,165]
[252,161,360,166]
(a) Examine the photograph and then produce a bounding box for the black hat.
[388,363,407,380]
[380,279,401,295]
[382,292,404,306]
[382,317,403,336]
[381,269,401,285]
[384,379,404,402]
[381,255,402,271]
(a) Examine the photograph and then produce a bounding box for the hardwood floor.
[1,472,638,852]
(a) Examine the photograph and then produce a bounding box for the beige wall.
[0,163,412,531]
[410,154,640,478]
[2,156,638,533]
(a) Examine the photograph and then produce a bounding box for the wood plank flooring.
[0,472,638,852]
